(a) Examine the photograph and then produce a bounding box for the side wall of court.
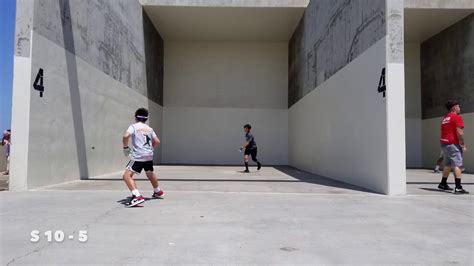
[288,0,406,194]
[10,0,164,189]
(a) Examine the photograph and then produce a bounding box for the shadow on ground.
[117,196,164,206]
[273,166,373,193]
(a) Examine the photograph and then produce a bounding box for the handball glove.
[123,146,131,157]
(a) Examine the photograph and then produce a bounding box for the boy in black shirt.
[240,124,262,173]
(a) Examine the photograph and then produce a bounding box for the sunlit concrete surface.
[1,167,473,265]
[407,168,474,194]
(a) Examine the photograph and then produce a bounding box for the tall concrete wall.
[420,14,474,171]
[420,14,474,119]
[404,0,474,9]
[405,43,422,168]
[288,0,406,194]
[162,41,288,165]
[288,0,386,107]
[10,0,164,190]
[139,0,309,7]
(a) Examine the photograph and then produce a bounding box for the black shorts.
[244,147,257,157]
[126,160,154,174]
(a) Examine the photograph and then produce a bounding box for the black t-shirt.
[246,132,257,149]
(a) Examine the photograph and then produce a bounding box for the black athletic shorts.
[244,147,257,157]
[126,160,154,174]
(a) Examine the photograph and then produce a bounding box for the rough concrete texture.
[139,0,309,7]
[1,167,473,265]
[386,0,404,63]
[32,0,163,104]
[288,0,386,106]
[14,0,34,57]
[21,31,163,189]
[421,14,474,119]
[404,0,474,9]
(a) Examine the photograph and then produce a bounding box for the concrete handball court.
[2,0,474,265]
[1,167,473,265]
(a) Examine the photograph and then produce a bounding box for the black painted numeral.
[378,68,386,98]
[33,68,44,97]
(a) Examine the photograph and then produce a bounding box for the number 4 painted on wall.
[33,68,44,97]
[378,68,386,98]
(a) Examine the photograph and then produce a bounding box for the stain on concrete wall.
[32,0,163,104]
[143,10,164,106]
[288,0,386,107]
[14,0,34,57]
[421,14,474,119]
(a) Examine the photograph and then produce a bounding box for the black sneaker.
[438,183,453,191]
[257,162,262,170]
[453,187,469,194]
[244,169,250,173]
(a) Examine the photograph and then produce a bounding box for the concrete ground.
[1,166,473,265]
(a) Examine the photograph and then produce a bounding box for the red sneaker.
[152,190,165,198]
[129,195,145,207]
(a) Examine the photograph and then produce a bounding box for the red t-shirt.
[440,112,464,145]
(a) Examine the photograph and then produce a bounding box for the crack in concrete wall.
[31,0,163,104]
[288,0,386,107]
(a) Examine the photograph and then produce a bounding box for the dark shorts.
[244,147,258,160]
[441,144,463,168]
[126,160,154,174]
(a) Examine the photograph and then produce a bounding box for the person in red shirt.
[438,100,468,194]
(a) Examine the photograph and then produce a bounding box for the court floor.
[1,167,472,265]
[34,166,474,195]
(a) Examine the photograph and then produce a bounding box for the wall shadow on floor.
[273,166,375,193]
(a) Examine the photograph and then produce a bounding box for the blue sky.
[0,0,16,131]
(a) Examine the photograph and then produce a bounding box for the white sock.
[154,187,161,193]
[131,189,141,197]
[435,165,440,171]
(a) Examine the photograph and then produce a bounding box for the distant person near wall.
[239,124,262,173]
[1,130,11,175]
[437,101,468,194]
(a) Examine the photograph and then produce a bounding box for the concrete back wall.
[405,43,422,168]
[421,14,474,119]
[162,41,288,165]
[10,0,164,190]
[420,14,474,171]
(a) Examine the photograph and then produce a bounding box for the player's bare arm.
[123,131,131,147]
[152,136,160,148]
[457,127,466,151]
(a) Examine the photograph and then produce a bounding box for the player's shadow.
[418,188,455,194]
[117,196,163,206]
